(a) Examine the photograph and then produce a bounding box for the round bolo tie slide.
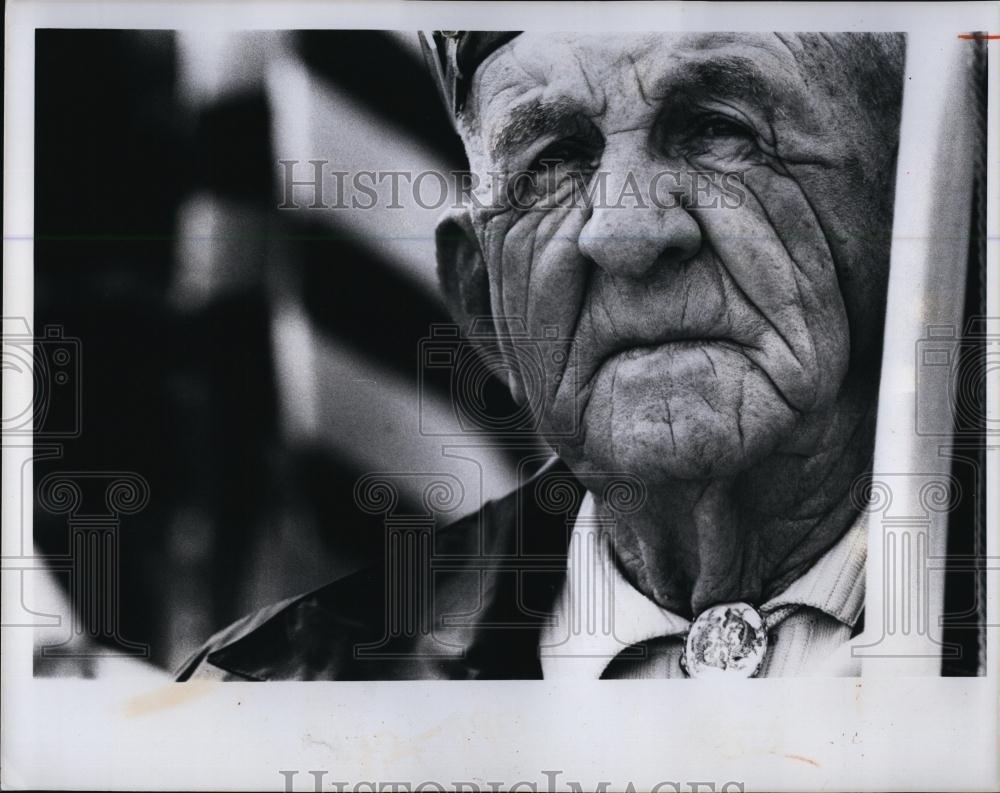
[680,602,768,678]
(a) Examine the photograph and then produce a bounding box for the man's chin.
[612,429,763,481]
[543,348,804,483]
[575,400,793,482]
[567,345,799,481]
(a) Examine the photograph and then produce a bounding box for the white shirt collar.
[539,492,867,679]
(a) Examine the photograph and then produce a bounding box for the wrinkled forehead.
[466,32,818,152]
[476,32,796,84]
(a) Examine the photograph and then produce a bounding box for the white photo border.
[3,2,998,791]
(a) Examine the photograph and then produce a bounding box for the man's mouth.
[605,329,741,365]
[621,338,731,359]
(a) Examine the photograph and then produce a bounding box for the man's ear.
[434,208,527,404]
[435,208,491,332]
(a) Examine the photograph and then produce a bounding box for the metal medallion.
[681,602,768,678]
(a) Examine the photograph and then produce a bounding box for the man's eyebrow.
[661,55,772,102]
[490,98,581,161]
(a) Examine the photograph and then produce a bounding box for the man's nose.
[578,158,702,279]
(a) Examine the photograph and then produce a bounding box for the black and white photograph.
[2,2,998,791]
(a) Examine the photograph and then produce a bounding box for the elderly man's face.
[459,32,895,485]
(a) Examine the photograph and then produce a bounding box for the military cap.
[418,31,522,120]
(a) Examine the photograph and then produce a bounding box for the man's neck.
[600,386,877,618]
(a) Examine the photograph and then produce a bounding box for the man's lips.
[602,331,740,364]
[620,338,733,359]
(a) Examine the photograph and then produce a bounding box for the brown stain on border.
[122,680,217,717]
[783,753,821,768]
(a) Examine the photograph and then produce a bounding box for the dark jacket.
[175,457,923,681]
[176,458,585,680]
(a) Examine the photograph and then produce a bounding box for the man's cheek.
[783,162,893,364]
[691,170,849,410]
[745,167,852,401]
[486,208,586,318]
[486,208,590,402]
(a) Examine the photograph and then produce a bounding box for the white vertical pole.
[859,31,979,676]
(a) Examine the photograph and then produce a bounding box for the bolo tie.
[679,601,770,678]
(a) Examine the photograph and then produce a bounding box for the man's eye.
[509,139,600,207]
[697,117,752,139]
[528,140,598,171]
[673,113,760,165]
